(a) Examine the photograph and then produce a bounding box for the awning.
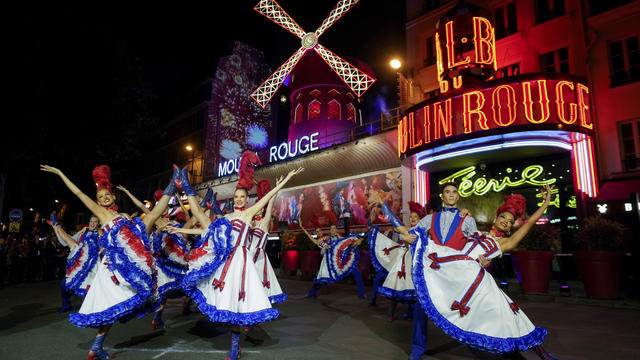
[595,178,640,201]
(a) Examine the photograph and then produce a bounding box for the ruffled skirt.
[251,248,287,304]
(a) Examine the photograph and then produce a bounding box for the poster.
[272,169,402,231]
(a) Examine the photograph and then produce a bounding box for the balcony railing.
[319,107,402,147]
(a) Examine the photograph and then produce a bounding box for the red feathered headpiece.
[237,150,262,191]
[175,211,186,223]
[92,165,113,192]
[153,190,163,202]
[256,180,271,201]
[309,214,321,228]
[496,194,527,219]
[408,201,427,219]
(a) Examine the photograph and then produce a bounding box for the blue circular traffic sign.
[9,209,23,222]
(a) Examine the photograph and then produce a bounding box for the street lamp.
[389,58,402,69]
[185,145,193,151]
[185,144,196,181]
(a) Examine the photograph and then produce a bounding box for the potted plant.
[356,235,372,283]
[511,225,559,294]
[574,216,624,299]
[297,232,321,280]
[280,231,299,276]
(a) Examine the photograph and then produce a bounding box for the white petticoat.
[368,226,416,301]
[248,227,286,304]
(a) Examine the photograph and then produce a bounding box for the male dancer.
[383,182,488,360]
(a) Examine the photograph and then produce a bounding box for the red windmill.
[251,0,377,108]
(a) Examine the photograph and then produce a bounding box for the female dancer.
[409,185,557,358]
[49,212,101,315]
[41,164,178,360]
[170,166,303,360]
[368,202,425,321]
[300,219,364,299]
[249,178,287,304]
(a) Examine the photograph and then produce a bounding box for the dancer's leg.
[387,301,398,322]
[409,302,427,360]
[351,268,366,299]
[58,279,71,312]
[533,345,557,360]
[152,299,168,329]
[370,271,385,306]
[226,325,242,360]
[88,324,114,360]
[307,283,321,298]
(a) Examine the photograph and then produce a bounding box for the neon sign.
[269,132,319,163]
[217,131,321,177]
[436,17,497,93]
[438,165,556,197]
[398,76,594,157]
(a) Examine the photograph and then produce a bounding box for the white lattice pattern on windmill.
[314,45,375,97]
[254,0,305,39]
[250,47,308,108]
[315,0,360,37]
[251,0,376,108]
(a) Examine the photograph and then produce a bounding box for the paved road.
[1,278,639,359]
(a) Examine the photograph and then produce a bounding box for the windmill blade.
[315,0,360,37]
[254,0,306,39]
[251,47,308,108]
[314,44,376,98]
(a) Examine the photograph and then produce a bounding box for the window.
[494,2,517,39]
[328,100,341,119]
[308,100,321,120]
[294,103,303,124]
[328,89,340,96]
[618,120,640,170]
[423,89,440,100]
[424,36,436,66]
[536,0,565,24]
[609,36,640,87]
[496,62,520,79]
[346,92,355,100]
[310,89,321,97]
[347,103,356,122]
[540,47,569,73]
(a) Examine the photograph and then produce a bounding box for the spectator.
[26,236,41,282]
[9,238,26,283]
[0,236,7,286]
[42,234,56,281]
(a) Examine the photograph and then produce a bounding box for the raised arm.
[298,215,321,246]
[244,167,304,221]
[379,200,412,238]
[166,226,203,235]
[499,185,554,252]
[52,225,78,248]
[116,185,150,215]
[257,176,281,231]
[40,165,111,224]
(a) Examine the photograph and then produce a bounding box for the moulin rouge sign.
[398,16,594,158]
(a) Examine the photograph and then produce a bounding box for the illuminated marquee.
[398,75,593,157]
[217,131,320,177]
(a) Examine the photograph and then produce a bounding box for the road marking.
[105,344,260,359]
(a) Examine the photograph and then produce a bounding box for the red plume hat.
[92,165,113,191]
[153,190,163,202]
[496,194,527,219]
[408,201,427,219]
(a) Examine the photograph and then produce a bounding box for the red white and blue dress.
[152,225,190,299]
[70,216,158,328]
[248,226,286,304]
[368,226,416,302]
[64,229,100,297]
[325,235,360,283]
[183,214,279,326]
[412,228,547,353]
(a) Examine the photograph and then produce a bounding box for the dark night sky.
[4,1,406,222]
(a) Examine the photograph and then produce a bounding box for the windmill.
[250,0,376,108]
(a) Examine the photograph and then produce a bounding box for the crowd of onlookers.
[0,228,70,287]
